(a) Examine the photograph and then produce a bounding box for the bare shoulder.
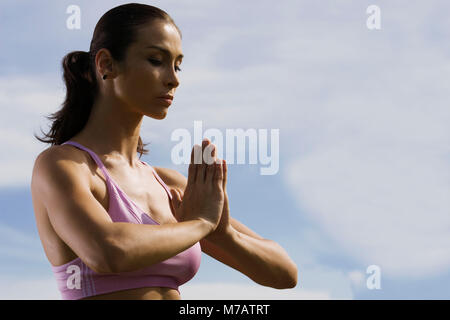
[31,144,91,191]
[152,166,187,191]
[33,144,87,174]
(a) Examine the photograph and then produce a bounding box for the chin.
[148,110,168,120]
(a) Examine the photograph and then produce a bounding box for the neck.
[70,94,144,168]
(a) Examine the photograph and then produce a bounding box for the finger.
[201,138,210,164]
[187,163,196,186]
[223,190,229,211]
[171,189,184,221]
[213,159,223,186]
[204,143,216,165]
[201,163,208,182]
[190,144,195,163]
[170,189,182,209]
[211,141,217,159]
[188,144,199,185]
[196,160,207,183]
[176,189,184,203]
[222,159,227,190]
[209,141,217,162]
[205,162,214,184]
[192,143,202,165]
[196,139,210,182]
[191,144,203,183]
[205,147,217,182]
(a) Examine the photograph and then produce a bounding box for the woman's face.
[106,20,183,120]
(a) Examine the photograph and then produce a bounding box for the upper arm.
[154,166,264,240]
[32,148,116,273]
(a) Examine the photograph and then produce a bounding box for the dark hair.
[34,3,181,158]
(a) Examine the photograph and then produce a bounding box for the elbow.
[284,269,298,289]
[274,262,298,289]
[274,276,297,290]
[285,262,298,288]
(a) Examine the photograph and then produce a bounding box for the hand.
[170,139,225,233]
[171,188,231,242]
[205,159,233,242]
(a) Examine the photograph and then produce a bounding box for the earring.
[102,74,107,80]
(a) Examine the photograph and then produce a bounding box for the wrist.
[207,224,238,245]
[193,218,216,236]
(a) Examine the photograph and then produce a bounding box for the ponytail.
[33,2,180,158]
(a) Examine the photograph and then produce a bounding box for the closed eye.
[148,58,162,65]
[148,59,182,72]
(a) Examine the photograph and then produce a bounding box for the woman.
[31,3,297,300]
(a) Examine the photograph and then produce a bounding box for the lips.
[158,94,173,100]
[157,96,173,106]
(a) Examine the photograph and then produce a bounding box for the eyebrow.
[146,45,184,60]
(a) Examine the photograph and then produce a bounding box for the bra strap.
[61,141,112,182]
[141,161,173,200]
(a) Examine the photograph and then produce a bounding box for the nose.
[163,65,180,89]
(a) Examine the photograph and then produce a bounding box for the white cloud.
[0,276,60,300]
[181,282,331,300]
[280,2,450,278]
[0,74,64,187]
[347,270,365,289]
[0,224,47,262]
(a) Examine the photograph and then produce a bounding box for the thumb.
[170,188,182,209]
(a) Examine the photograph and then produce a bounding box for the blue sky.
[0,0,449,299]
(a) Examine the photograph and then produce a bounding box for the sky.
[0,0,449,299]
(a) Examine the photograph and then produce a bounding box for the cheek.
[127,66,158,90]
[114,62,160,104]
[136,65,160,88]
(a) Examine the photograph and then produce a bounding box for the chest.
[90,164,177,225]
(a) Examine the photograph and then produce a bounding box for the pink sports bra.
[51,140,202,300]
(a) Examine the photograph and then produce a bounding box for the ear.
[95,48,117,79]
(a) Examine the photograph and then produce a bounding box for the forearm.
[105,219,211,273]
[202,228,298,289]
